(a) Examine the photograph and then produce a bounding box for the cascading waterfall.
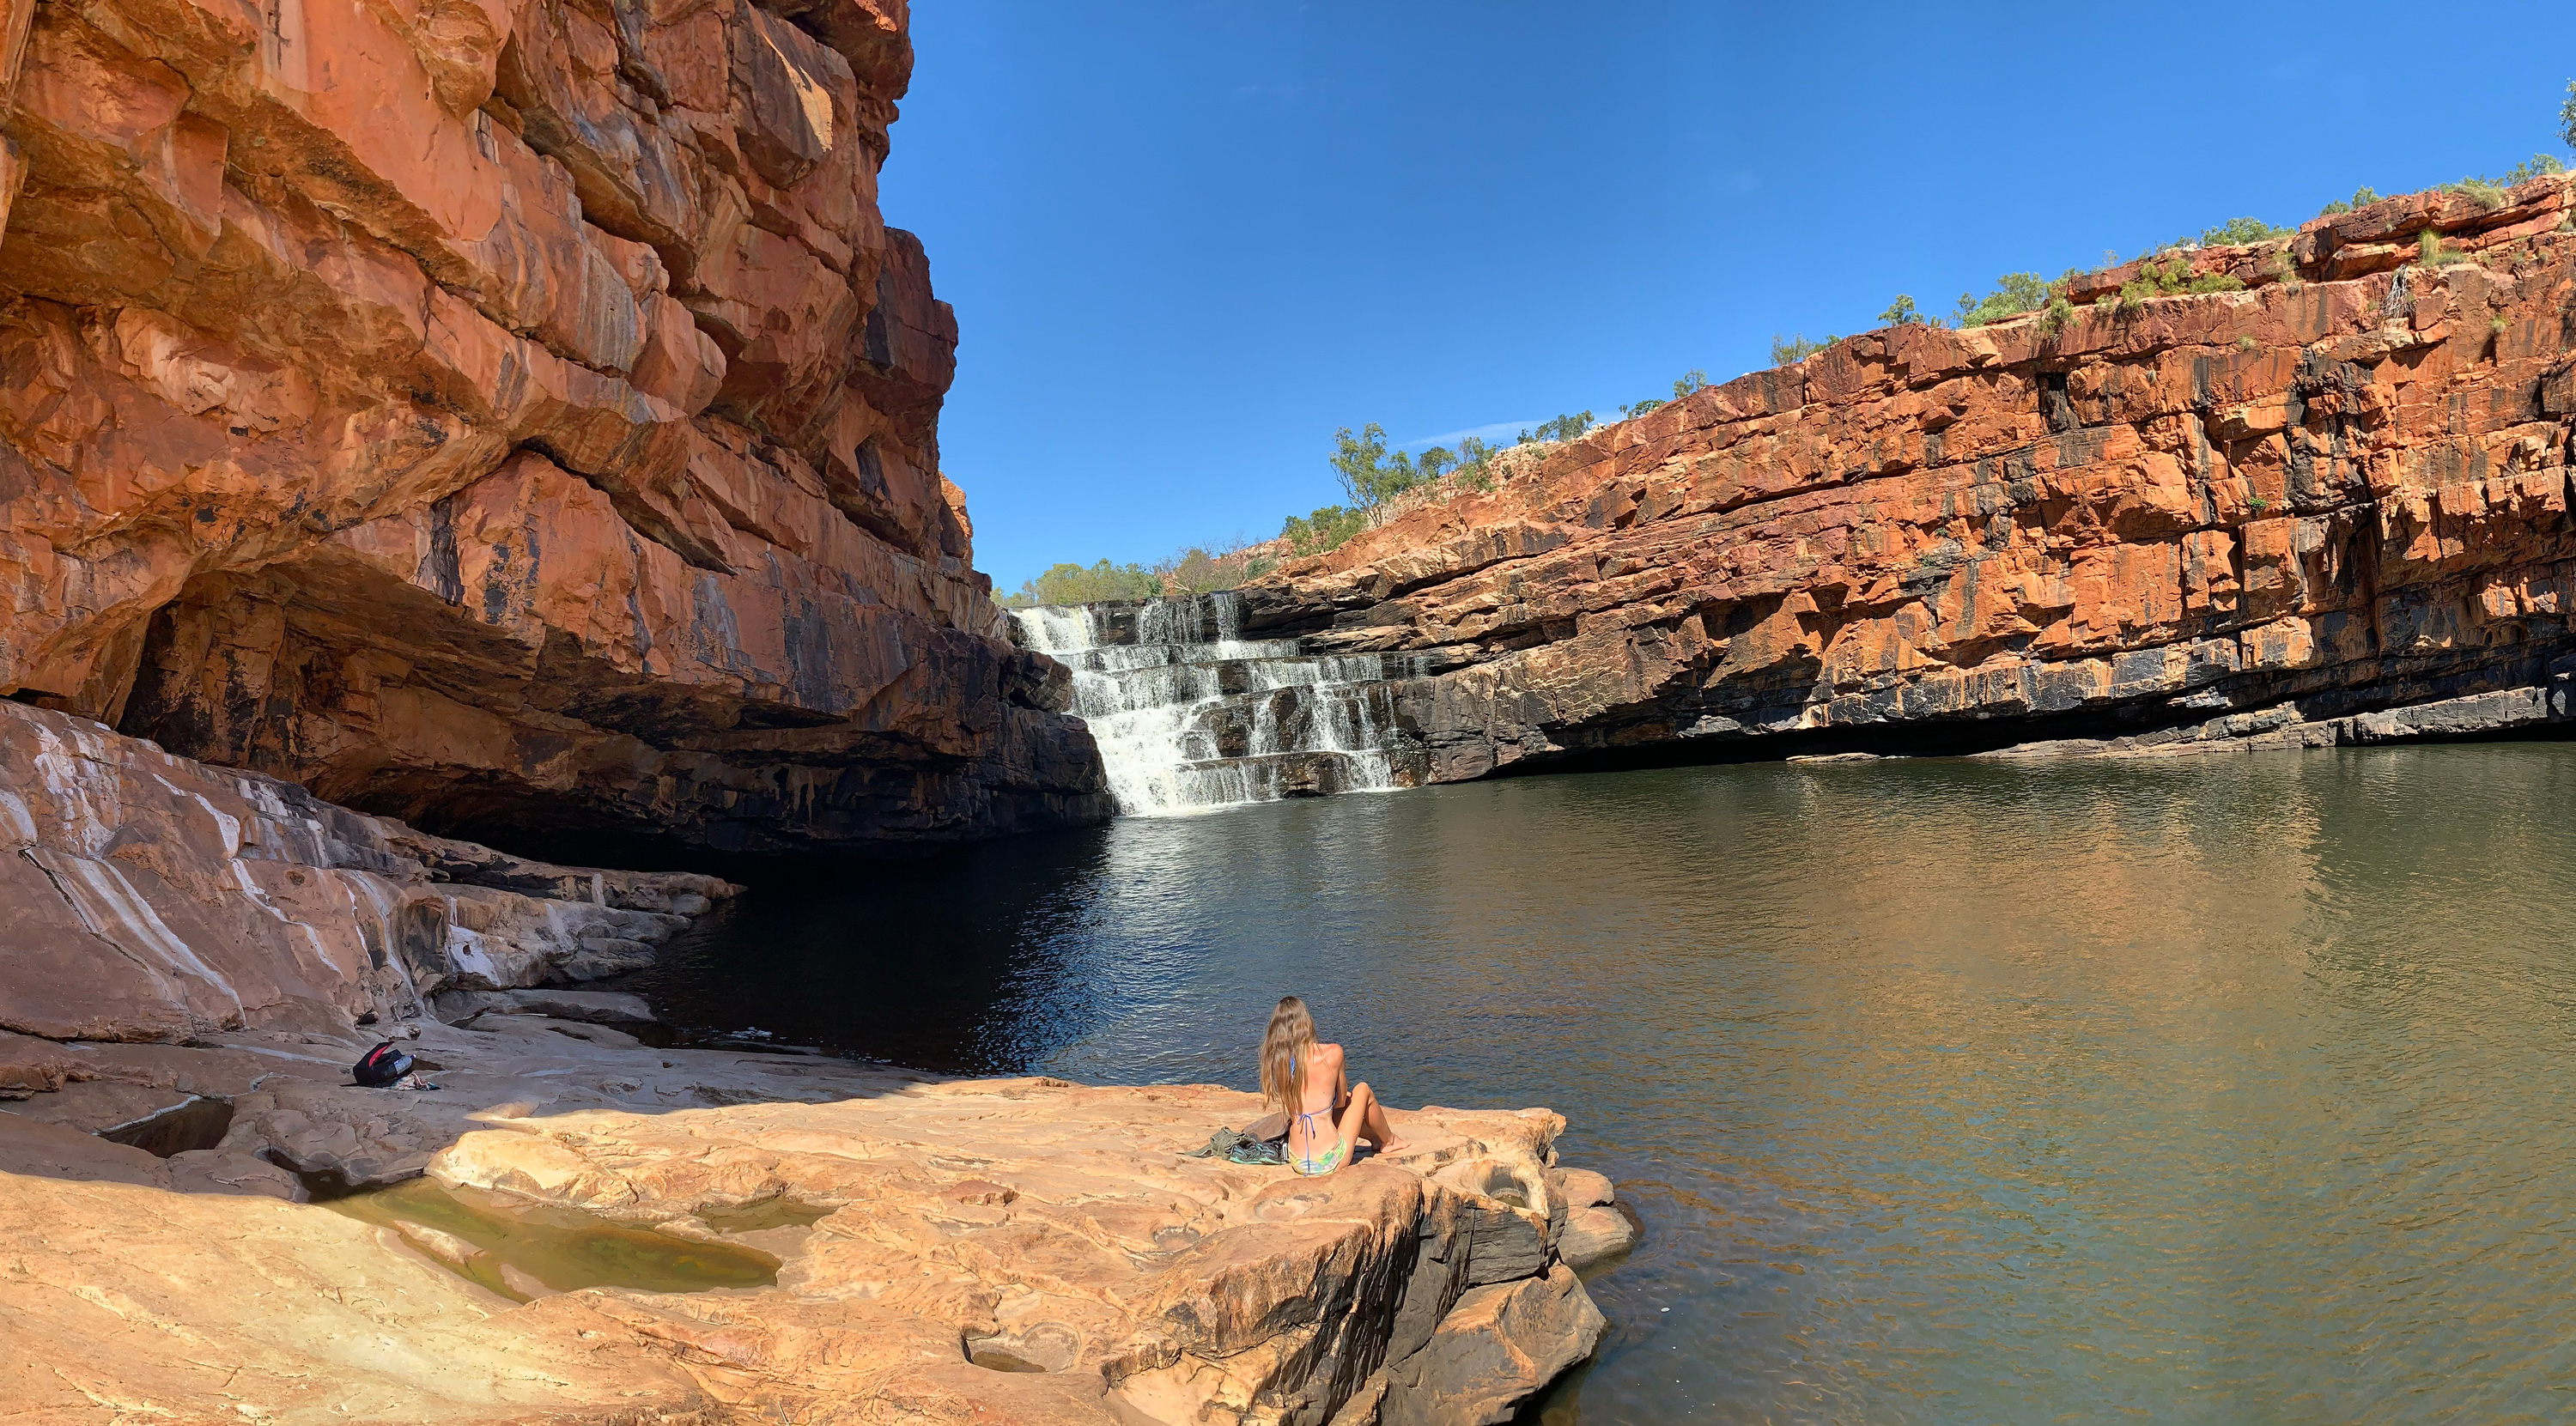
[1012,592,1425,816]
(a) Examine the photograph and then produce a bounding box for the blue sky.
[879,2,2574,592]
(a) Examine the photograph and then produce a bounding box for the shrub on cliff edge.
[1771,333,1832,364]
[1953,273,2052,328]
[1281,506,1369,557]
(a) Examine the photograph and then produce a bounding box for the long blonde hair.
[1261,996,1316,1114]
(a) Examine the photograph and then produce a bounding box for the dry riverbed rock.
[1,1011,1614,1424]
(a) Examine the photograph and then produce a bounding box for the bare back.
[1286,1042,1346,1157]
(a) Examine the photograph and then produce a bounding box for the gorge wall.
[0,0,1108,855]
[1242,177,2576,777]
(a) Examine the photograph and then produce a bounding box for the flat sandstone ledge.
[0,1016,1628,1426]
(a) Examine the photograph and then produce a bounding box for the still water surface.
[630,746,2576,1424]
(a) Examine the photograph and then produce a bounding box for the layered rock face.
[1245,178,2576,776]
[0,0,1106,853]
[0,695,732,1045]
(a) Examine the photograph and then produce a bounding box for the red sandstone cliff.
[1243,177,2576,775]
[0,0,1107,852]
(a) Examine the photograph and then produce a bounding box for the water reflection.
[628,745,2576,1423]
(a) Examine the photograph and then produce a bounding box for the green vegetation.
[1622,370,1710,417]
[1878,294,1927,325]
[1161,544,1277,595]
[1000,541,1285,607]
[1275,416,1593,562]
[1952,272,2052,328]
[1771,333,1832,364]
[1329,423,1412,510]
[2137,217,2294,257]
[2563,78,2576,150]
[2446,155,2567,209]
[1005,559,1157,606]
[2416,230,2470,270]
[2122,252,2245,306]
[1279,505,1368,556]
[2319,155,2562,221]
[1453,437,1500,490]
[1520,412,1595,445]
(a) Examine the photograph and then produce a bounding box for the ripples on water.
[628,745,2576,1424]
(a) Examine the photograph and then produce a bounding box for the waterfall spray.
[1012,592,1421,816]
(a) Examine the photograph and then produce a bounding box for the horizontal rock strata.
[1242,176,2576,777]
[1967,665,2576,761]
[0,0,1108,853]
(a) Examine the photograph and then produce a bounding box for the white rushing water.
[1012,592,1420,816]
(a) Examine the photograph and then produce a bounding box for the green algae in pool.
[328,1179,779,1301]
[693,1196,833,1233]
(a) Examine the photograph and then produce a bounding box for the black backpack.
[352,1041,414,1088]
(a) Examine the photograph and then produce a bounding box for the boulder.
[1558,1205,1640,1271]
[1375,1265,1609,1426]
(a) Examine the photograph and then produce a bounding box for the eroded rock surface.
[0,695,732,1044]
[2,1007,1609,1424]
[1242,178,2576,776]
[0,0,1107,853]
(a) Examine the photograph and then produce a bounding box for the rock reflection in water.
[629,743,2576,1423]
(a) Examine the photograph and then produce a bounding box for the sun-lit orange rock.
[1249,177,2576,776]
[0,0,1107,852]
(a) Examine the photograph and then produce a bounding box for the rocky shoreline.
[0,697,1629,1424]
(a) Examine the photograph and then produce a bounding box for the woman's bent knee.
[1351,1081,1374,1102]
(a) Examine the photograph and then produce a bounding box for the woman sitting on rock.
[1261,995,1406,1175]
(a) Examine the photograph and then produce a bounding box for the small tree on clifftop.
[1330,424,1396,510]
